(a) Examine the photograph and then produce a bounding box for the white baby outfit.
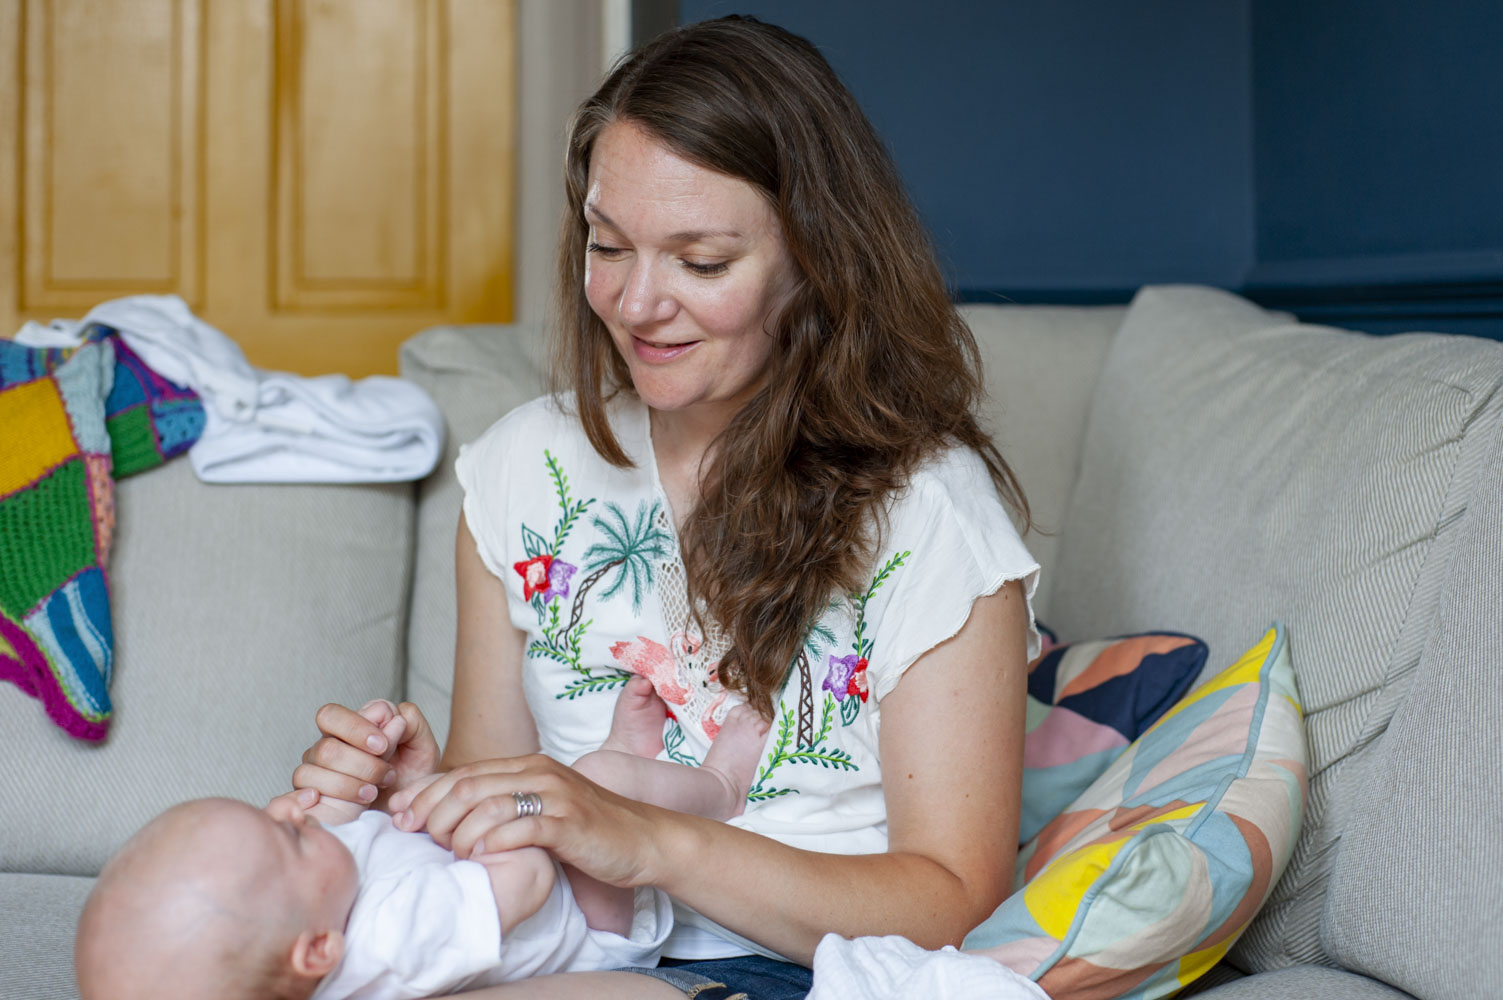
[311,811,672,999]
[455,394,1040,960]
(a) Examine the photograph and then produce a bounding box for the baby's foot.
[700,704,772,819]
[599,675,669,758]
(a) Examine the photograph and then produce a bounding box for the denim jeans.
[620,954,813,1000]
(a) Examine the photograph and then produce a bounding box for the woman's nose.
[617,259,675,326]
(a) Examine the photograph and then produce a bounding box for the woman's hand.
[388,754,666,888]
[292,699,441,810]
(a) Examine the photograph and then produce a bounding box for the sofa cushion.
[1020,631,1206,842]
[966,625,1307,1000]
[0,874,93,1000]
[1192,965,1418,1000]
[399,324,549,746]
[1319,394,1503,1000]
[1049,285,1503,971]
[0,459,413,875]
[959,303,1124,622]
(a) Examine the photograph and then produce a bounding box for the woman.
[296,16,1039,999]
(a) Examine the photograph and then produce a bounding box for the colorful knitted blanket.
[0,328,205,740]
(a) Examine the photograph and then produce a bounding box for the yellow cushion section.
[1178,936,1234,986]
[1022,798,1205,939]
[1024,838,1129,938]
[0,379,77,497]
[1149,627,1275,732]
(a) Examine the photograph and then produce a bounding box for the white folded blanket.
[15,295,444,484]
[807,934,1051,1000]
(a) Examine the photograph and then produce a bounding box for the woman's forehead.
[585,122,777,239]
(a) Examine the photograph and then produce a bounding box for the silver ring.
[512,791,543,819]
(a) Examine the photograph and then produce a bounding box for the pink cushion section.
[1023,706,1129,769]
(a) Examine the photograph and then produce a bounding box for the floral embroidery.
[822,654,869,703]
[746,550,909,800]
[517,451,674,700]
[514,553,576,602]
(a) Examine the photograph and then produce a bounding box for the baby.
[74,677,768,1000]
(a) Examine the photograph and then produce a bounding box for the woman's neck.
[648,404,734,528]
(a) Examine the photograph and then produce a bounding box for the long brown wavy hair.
[554,16,1029,718]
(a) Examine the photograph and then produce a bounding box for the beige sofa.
[4,285,1499,999]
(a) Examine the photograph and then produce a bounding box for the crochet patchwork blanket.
[0,329,204,740]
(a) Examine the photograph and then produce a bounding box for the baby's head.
[75,797,359,1000]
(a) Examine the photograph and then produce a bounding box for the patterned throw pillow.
[0,341,117,740]
[967,624,1307,1000]
[1021,631,1206,842]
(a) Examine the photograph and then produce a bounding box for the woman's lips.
[631,336,700,363]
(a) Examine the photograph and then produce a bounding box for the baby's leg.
[473,845,556,937]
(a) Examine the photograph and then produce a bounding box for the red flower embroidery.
[513,554,554,601]
[847,657,869,702]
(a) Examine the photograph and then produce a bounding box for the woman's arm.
[445,511,539,767]
[398,579,1030,963]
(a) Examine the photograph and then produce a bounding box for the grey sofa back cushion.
[1319,398,1503,1000]
[1050,285,1503,972]
[399,324,548,747]
[959,303,1124,623]
[0,460,413,875]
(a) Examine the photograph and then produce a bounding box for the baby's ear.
[289,929,344,978]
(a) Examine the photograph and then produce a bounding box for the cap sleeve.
[864,446,1041,703]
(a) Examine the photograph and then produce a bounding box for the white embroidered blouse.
[455,393,1040,958]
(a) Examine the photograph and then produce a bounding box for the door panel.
[2,0,515,377]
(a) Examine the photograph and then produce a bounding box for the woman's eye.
[683,260,729,277]
[586,241,626,259]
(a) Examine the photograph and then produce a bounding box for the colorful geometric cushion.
[966,624,1307,1000]
[0,340,118,740]
[1021,631,1206,842]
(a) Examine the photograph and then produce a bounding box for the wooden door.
[1,0,516,376]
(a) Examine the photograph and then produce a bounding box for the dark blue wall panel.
[678,0,1255,299]
[674,1,1503,337]
[1245,0,1503,333]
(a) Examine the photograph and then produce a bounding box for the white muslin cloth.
[807,934,1051,1000]
[15,295,443,484]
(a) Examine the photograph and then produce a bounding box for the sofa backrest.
[1,462,414,876]
[1047,285,1503,982]
[958,303,1125,622]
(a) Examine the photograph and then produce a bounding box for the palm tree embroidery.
[516,453,675,700]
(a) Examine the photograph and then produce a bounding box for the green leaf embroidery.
[521,525,551,561]
[663,720,699,767]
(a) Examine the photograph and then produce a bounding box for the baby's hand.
[359,699,442,812]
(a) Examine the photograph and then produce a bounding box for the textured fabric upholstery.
[1050,286,1503,972]
[960,303,1123,622]
[399,324,548,746]
[0,459,413,875]
[0,874,92,1000]
[1318,399,1503,1000]
[1193,965,1417,1000]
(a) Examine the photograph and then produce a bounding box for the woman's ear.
[289,928,344,978]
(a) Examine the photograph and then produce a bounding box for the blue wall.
[676,0,1503,338]
[679,0,1255,300]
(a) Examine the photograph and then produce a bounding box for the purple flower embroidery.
[543,558,576,602]
[824,654,860,701]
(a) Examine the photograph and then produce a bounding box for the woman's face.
[582,121,798,423]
